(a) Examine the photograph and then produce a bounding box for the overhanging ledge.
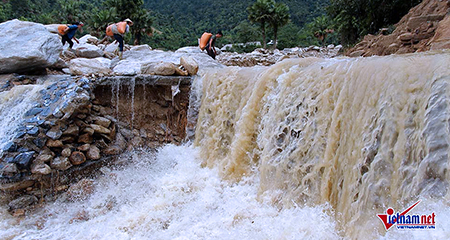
[96,75,193,86]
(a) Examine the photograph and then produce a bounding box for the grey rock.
[46,126,62,140]
[24,107,43,117]
[31,163,51,175]
[50,156,72,170]
[61,148,72,157]
[33,137,47,148]
[92,116,111,128]
[75,44,104,58]
[11,151,35,169]
[0,163,19,175]
[141,61,177,76]
[86,146,101,160]
[0,20,62,74]
[27,127,39,136]
[90,124,111,134]
[103,145,122,155]
[180,56,199,75]
[63,125,80,136]
[69,58,112,76]
[3,142,17,152]
[8,195,38,210]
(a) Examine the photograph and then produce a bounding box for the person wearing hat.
[111,18,133,59]
[61,22,84,50]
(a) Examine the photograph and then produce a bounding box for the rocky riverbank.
[217,45,342,67]
[0,18,343,215]
[0,74,192,215]
[346,0,450,57]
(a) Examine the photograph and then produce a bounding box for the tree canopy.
[0,0,424,50]
[328,0,421,45]
[248,0,273,49]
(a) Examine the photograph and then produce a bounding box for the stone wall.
[0,75,191,211]
[93,75,191,148]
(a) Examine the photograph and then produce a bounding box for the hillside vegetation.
[0,0,422,50]
[145,0,331,49]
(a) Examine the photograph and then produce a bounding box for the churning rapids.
[2,51,450,239]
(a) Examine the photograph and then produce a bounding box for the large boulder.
[69,58,112,75]
[141,61,178,75]
[109,44,223,75]
[429,14,450,50]
[0,19,62,73]
[112,60,141,75]
[180,56,199,75]
[77,34,99,45]
[75,44,104,58]
[44,24,60,34]
[175,46,203,53]
[102,42,120,53]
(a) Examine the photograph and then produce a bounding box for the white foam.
[0,145,340,240]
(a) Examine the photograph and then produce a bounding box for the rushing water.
[2,52,450,239]
[0,84,46,152]
[0,145,339,239]
[194,52,450,239]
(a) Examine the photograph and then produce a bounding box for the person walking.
[59,22,84,50]
[110,18,133,59]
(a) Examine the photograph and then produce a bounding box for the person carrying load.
[110,18,133,59]
[199,31,223,59]
[58,22,84,50]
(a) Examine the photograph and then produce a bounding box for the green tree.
[277,22,301,49]
[328,0,421,45]
[233,20,260,44]
[268,2,290,49]
[308,15,334,46]
[105,0,153,45]
[88,8,118,38]
[56,0,83,23]
[0,2,12,22]
[248,0,273,49]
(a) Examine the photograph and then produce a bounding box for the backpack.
[57,24,69,35]
[199,32,213,50]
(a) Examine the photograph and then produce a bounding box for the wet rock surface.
[0,74,191,211]
[217,45,342,67]
[0,20,62,74]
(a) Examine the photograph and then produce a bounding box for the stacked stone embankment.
[0,74,191,214]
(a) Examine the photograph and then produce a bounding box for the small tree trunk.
[262,26,267,49]
[273,27,278,49]
[134,32,142,45]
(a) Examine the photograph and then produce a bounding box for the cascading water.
[195,52,450,239]
[112,78,121,120]
[186,75,205,141]
[129,77,136,128]
[2,52,450,239]
[0,84,46,152]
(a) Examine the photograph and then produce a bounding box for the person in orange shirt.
[109,18,133,59]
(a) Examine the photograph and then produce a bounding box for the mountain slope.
[145,0,330,49]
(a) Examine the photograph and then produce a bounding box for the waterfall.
[129,77,136,128]
[111,78,121,121]
[185,75,205,141]
[194,52,450,238]
[2,52,450,239]
[0,84,46,152]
